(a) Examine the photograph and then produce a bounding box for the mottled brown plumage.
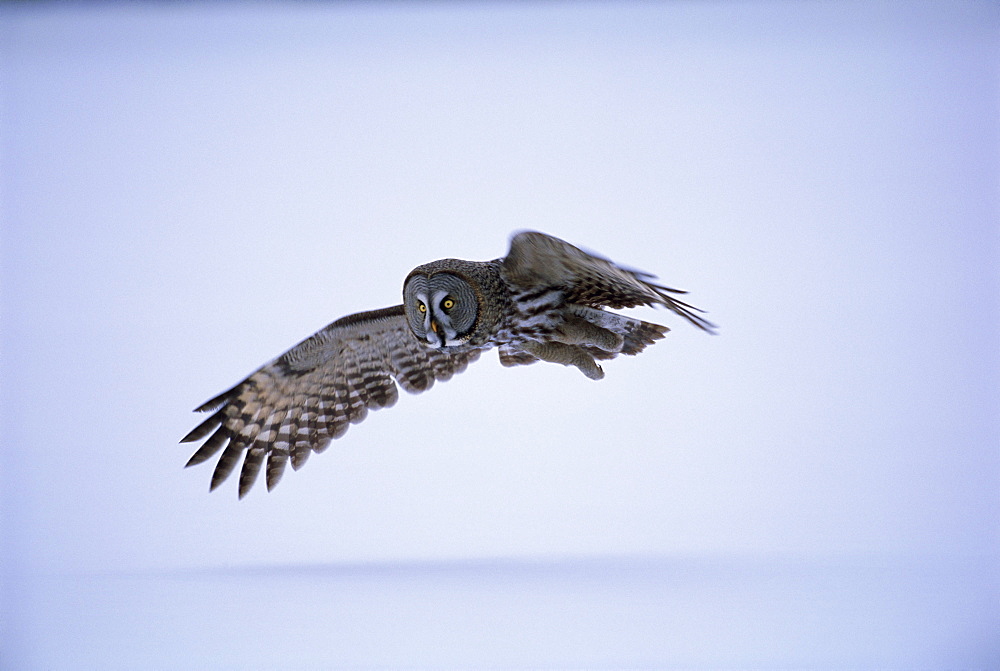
[182,231,714,497]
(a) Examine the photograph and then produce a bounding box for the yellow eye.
[442,298,455,310]
[417,302,426,313]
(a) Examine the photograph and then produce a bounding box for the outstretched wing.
[501,230,716,333]
[181,305,481,498]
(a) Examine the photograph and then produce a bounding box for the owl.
[182,231,715,497]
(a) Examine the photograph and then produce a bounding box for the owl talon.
[581,361,605,380]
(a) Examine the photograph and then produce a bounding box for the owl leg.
[522,341,604,380]
[552,314,624,353]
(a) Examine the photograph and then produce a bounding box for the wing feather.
[266,449,289,491]
[182,305,481,497]
[502,230,716,333]
[184,426,229,467]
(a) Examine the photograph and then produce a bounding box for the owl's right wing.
[181,305,481,498]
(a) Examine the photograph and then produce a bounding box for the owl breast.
[495,286,567,344]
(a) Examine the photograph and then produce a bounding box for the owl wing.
[181,305,481,498]
[501,230,716,332]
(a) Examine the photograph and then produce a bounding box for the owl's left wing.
[181,305,481,498]
[501,230,716,333]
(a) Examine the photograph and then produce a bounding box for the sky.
[1,1,998,667]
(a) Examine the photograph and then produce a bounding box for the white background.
[2,2,997,667]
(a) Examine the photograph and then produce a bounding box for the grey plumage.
[182,231,715,497]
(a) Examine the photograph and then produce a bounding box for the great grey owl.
[182,231,715,497]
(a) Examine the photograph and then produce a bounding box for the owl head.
[403,258,500,349]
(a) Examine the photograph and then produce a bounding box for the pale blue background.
[2,1,998,668]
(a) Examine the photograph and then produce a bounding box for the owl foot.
[522,341,604,380]
[552,314,624,353]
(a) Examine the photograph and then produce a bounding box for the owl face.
[403,271,479,348]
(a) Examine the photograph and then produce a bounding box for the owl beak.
[426,317,446,347]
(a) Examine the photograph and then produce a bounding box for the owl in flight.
[182,231,715,497]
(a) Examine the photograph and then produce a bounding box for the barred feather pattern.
[181,306,481,498]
